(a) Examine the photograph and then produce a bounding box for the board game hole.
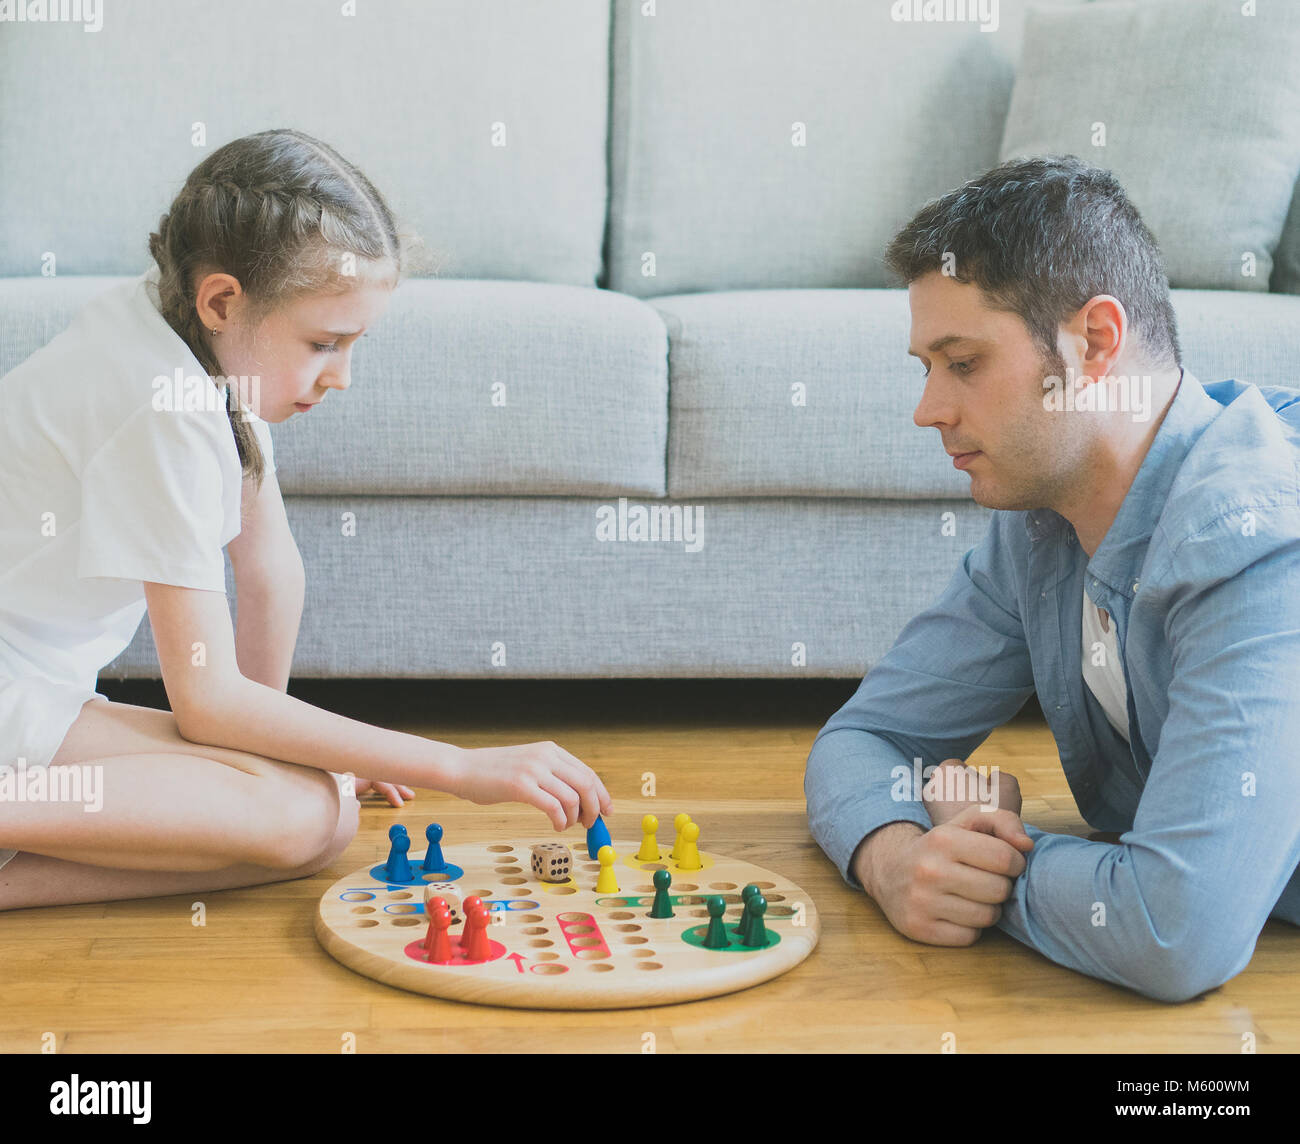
[630,948,655,958]
[678,896,704,906]
[572,937,601,947]
[575,949,610,960]
[644,863,669,871]
[608,911,634,920]
[634,884,654,893]
[350,906,375,915]
[721,894,742,903]
[494,866,521,875]
[582,862,601,872]
[557,912,591,923]
[753,881,776,890]
[510,888,531,896]
[691,910,709,918]
[532,964,566,975]
[471,889,495,898]
[388,904,418,914]
[635,962,663,971]
[519,914,544,923]
[388,892,413,900]
[501,877,527,885]
[566,924,594,935]
[767,894,786,902]
[487,845,514,853]
[587,962,615,972]
[621,936,649,945]
[354,920,379,928]
[392,917,421,927]
[340,891,374,902]
[528,939,554,948]
[522,926,548,936]
[675,883,699,892]
[708,882,738,891]
[551,886,577,895]
[613,924,642,933]
[534,952,560,961]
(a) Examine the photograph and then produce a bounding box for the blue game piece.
[586,815,612,861]
[422,823,446,872]
[388,824,408,841]
[384,831,413,882]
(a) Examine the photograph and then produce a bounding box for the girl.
[0,128,611,911]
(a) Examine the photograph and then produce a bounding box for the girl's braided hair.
[148,128,411,487]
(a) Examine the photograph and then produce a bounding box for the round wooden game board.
[315,833,820,1009]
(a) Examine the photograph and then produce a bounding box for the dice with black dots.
[530,842,572,883]
[423,882,462,921]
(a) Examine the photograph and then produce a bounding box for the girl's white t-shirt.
[0,268,275,693]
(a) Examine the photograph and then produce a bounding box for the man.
[804,154,1300,1003]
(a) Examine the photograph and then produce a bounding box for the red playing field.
[315,832,820,1009]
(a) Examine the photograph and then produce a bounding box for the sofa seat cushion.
[0,277,669,497]
[654,287,1300,499]
[654,288,961,498]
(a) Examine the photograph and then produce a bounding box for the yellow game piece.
[670,812,691,859]
[676,821,702,870]
[636,814,660,861]
[595,845,620,893]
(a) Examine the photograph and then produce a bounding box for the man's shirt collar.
[1023,368,1220,596]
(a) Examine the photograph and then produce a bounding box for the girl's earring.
[212,328,219,336]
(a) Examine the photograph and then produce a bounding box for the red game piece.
[458,895,483,961]
[457,901,492,962]
[424,901,453,964]
[423,895,445,956]
[469,903,493,961]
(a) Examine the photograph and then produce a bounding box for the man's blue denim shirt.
[804,369,1300,1003]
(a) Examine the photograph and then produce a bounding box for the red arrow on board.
[505,953,528,973]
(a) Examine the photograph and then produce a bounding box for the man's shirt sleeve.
[804,512,1038,887]
[996,516,1300,1003]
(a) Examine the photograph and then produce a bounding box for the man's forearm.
[805,725,934,887]
[232,574,303,692]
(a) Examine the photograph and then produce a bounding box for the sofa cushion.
[654,287,1300,499]
[1000,0,1300,291]
[655,289,961,498]
[605,0,1091,297]
[276,279,668,495]
[0,277,670,497]
[0,0,610,286]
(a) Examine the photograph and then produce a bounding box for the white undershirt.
[1081,586,1131,742]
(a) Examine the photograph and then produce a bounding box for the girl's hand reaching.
[443,741,612,831]
[353,778,416,808]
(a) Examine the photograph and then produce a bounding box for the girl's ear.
[195,273,245,333]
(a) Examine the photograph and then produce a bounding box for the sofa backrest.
[0,0,610,286]
[3,0,1298,297]
[604,0,1093,297]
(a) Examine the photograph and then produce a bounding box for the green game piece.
[702,895,731,949]
[733,883,760,938]
[743,895,769,948]
[649,868,675,918]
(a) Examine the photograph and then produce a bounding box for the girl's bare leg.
[0,696,362,910]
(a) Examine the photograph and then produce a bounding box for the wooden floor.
[2,678,1297,1054]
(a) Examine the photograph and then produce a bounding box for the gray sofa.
[3,0,1299,681]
